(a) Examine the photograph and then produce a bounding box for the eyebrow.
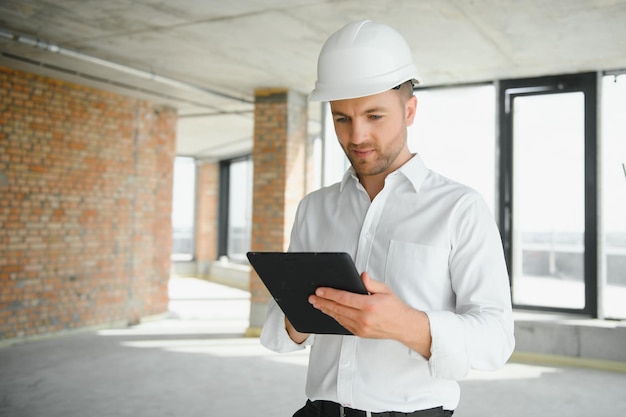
[332,107,388,117]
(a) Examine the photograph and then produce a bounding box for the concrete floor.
[1,276,625,417]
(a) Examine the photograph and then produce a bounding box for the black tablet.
[246,252,368,335]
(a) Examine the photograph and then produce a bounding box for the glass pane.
[322,102,350,187]
[601,74,626,319]
[227,158,253,263]
[311,135,323,191]
[171,157,196,261]
[512,93,585,309]
[409,85,496,213]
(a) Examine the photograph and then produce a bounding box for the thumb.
[361,271,388,294]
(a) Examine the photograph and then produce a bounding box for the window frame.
[217,155,253,263]
[497,72,598,317]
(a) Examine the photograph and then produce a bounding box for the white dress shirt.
[260,154,515,413]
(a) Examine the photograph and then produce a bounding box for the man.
[260,20,515,417]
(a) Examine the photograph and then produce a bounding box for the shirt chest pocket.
[384,240,453,310]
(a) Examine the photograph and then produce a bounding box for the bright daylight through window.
[171,157,195,261]
[409,85,496,213]
[226,157,253,264]
[601,74,626,319]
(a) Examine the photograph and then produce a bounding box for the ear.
[405,95,417,127]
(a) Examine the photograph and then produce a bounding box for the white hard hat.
[309,20,422,102]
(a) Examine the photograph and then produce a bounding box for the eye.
[334,116,350,124]
[368,114,383,121]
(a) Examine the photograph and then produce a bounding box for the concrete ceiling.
[2,0,626,161]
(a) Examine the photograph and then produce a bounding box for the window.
[499,73,598,316]
[511,92,586,310]
[409,84,497,213]
[601,73,626,319]
[218,156,253,264]
[321,102,351,187]
[171,156,196,261]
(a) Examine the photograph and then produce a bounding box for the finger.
[361,272,389,294]
[311,287,353,306]
[310,288,361,314]
[308,292,345,320]
[314,272,382,300]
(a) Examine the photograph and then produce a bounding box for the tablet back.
[247,252,367,335]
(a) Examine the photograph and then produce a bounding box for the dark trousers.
[293,400,453,417]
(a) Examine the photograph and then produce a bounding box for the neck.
[360,176,385,201]
[359,153,414,201]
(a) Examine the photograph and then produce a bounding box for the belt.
[317,400,453,417]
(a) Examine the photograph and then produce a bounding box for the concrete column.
[247,88,308,336]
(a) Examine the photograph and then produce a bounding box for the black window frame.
[497,72,598,317]
[217,155,253,263]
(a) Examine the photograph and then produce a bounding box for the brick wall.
[0,67,177,341]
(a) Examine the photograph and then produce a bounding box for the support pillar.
[247,88,308,336]
[195,161,219,277]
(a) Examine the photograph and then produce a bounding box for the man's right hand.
[285,317,310,344]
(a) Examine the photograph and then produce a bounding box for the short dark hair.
[392,80,414,100]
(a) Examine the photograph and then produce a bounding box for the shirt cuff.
[259,299,314,353]
[423,310,469,380]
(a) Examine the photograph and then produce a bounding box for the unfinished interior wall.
[0,67,177,341]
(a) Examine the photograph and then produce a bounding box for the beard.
[345,140,406,178]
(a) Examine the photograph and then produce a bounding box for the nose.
[348,119,369,145]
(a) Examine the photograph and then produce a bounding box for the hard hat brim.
[309,75,422,102]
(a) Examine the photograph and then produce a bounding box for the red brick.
[0,66,177,341]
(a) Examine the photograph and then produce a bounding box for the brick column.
[195,161,219,275]
[247,88,307,335]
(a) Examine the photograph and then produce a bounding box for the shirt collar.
[339,153,429,193]
[339,167,357,192]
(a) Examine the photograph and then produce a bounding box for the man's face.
[330,89,417,180]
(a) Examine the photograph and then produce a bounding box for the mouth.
[351,148,375,159]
